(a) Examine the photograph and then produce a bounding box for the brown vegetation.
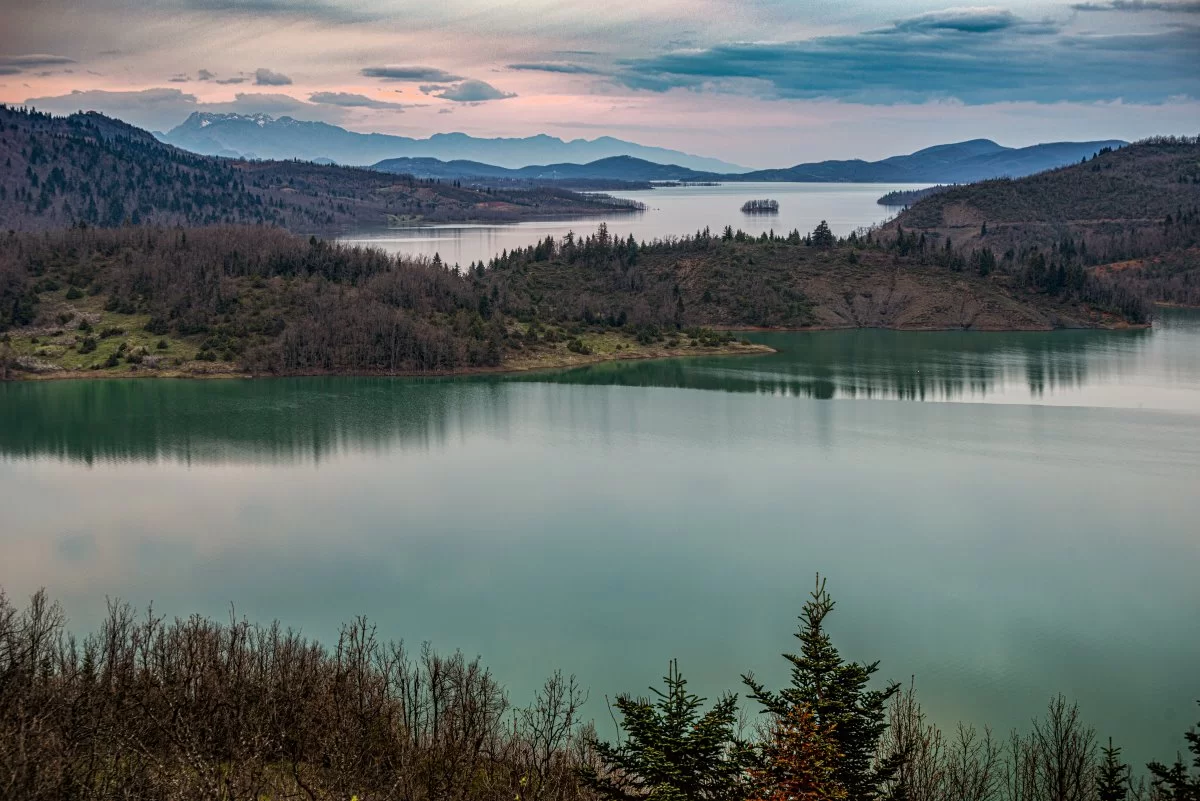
[3,587,1197,801]
[0,589,594,800]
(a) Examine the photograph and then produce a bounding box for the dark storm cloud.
[887,8,1044,33]
[1072,0,1200,11]
[308,91,407,109]
[361,65,464,82]
[254,68,292,86]
[615,10,1200,104]
[507,62,601,74]
[433,80,516,102]
[0,54,76,73]
[176,0,375,22]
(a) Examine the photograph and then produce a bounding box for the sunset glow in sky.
[1,0,1197,166]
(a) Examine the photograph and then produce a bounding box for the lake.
[340,181,921,266]
[2,310,1198,766]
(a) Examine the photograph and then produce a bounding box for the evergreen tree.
[743,576,902,801]
[581,661,750,801]
[1098,738,1130,801]
[811,220,835,249]
[1148,701,1200,801]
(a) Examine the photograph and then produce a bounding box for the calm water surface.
[2,311,1199,765]
[340,182,920,265]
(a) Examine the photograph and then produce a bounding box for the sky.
[0,0,1198,167]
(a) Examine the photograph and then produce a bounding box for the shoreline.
[6,340,776,384]
[8,314,1171,384]
[713,319,1153,333]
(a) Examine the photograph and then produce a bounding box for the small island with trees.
[741,199,779,214]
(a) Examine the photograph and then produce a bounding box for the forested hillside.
[0,106,640,232]
[893,138,1200,256]
[481,223,1144,332]
[890,137,1200,308]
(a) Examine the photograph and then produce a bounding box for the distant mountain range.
[158,113,747,173]
[738,139,1128,183]
[375,139,1129,186]
[154,113,1127,187]
[372,155,710,183]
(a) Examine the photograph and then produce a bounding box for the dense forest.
[0,226,509,375]
[2,582,1196,801]
[1090,250,1200,308]
[0,217,1150,379]
[0,106,641,233]
[0,226,765,379]
[478,220,1146,332]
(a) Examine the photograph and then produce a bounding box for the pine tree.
[743,576,902,801]
[1148,701,1200,801]
[1098,738,1130,801]
[581,660,750,801]
[811,220,835,249]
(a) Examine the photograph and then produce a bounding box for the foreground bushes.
[0,590,594,800]
[1,583,1195,801]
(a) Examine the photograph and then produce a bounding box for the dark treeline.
[878,185,953,207]
[479,217,1149,327]
[888,224,1152,323]
[1095,250,1200,308]
[741,199,780,214]
[2,582,1196,801]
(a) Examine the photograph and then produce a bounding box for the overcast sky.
[1,0,1197,166]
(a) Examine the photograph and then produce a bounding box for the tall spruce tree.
[1148,701,1200,801]
[1098,738,1130,801]
[743,576,903,801]
[810,220,836,249]
[581,660,750,801]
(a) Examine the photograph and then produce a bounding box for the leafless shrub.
[0,589,595,801]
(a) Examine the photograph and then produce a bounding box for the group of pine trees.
[583,577,1199,801]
